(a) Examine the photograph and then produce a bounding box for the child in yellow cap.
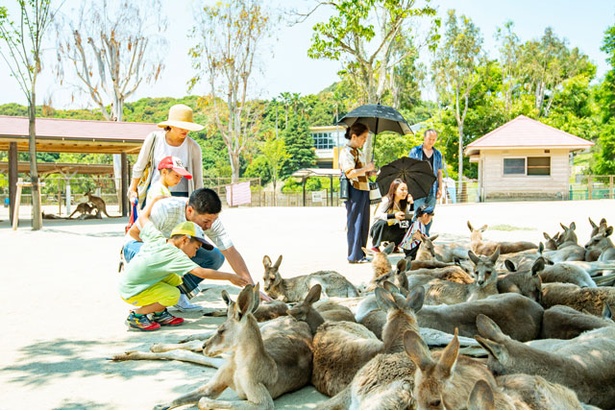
[118,198,248,331]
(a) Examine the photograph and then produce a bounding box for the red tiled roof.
[465,115,594,156]
[0,115,157,141]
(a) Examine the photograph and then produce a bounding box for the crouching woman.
[370,178,414,252]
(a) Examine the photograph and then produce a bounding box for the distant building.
[310,125,346,168]
[465,115,594,201]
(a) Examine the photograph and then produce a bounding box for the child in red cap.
[146,156,192,205]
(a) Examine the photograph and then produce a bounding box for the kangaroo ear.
[468,250,479,265]
[467,221,474,231]
[263,255,272,268]
[435,328,459,380]
[304,284,322,305]
[273,255,283,269]
[236,284,255,319]
[468,380,495,411]
[404,329,432,371]
[375,286,397,311]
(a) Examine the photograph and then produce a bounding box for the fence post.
[588,175,592,200]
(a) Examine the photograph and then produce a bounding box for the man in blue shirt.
[408,129,444,235]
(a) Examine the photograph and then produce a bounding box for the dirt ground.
[0,199,613,410]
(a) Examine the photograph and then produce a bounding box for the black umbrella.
[376,157,436,200]
[337,103,412,135]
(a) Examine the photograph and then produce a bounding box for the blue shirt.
[409,144,444,198]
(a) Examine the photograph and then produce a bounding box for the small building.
[310,125,346,168]
[464,115,594,201]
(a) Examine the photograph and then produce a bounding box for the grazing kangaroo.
[68,202,97,219]
[152,284,313,410]
[262,255,358,302]
[475,313,615,409]
[84,190,120,218]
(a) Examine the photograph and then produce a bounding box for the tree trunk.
[28,95,42,230]
[230,152,240,183]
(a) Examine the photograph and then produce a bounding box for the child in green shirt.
[119,198,248,331]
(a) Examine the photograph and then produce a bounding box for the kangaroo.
[468,221,537,256]
[85,190,121,218]
[405,328,505,410]
[152,284,313,410]
[287,284,355,335]
[475,313,615,409]
[422,247,500,305]
[262,255,358,302]
[317,286,425,408]
[68,202,97,219]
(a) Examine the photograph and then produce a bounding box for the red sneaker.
[152,309,184,326]
[127,311,160,331]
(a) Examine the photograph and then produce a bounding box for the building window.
[503,157,551,176]
[312,132,335,149]
[527,156,550,175]
[503,158,525,175]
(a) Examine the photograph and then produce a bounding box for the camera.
[399,220,409,229]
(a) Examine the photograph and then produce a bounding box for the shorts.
[123,274,183,307]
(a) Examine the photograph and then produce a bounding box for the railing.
[570,175,615,200]
[10,175,615,210]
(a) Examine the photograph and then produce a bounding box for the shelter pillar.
[121,153,129,216]
[8,142,18,225]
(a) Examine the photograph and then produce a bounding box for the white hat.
[157,104,204,132]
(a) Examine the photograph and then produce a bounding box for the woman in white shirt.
[129,104,204,209]
[370,178,414,252]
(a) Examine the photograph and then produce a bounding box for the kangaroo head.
[468,246,499,286]
[205,284,260,357]
[262,255,283,294]
[287,284,321,322]
[406,328,460,410]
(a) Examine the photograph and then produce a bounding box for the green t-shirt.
[118,221,199,299]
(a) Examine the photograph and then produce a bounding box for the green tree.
[281,116,316,178]
[259,132,290,202]
[0,0,56,230]
[306,0,437,104]
[432,9,484,186]
[518,28,595,118]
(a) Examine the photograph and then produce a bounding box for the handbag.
[136,133,157,209]
[369,181,382,205]
[339,173,350,200]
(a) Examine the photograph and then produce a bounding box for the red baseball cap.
[157,156,192,180]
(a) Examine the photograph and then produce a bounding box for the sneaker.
[371,247,380,253]
[349,257,370,264]
[152,309,184,326]
[173,294,204,312]
[126,311,160,331]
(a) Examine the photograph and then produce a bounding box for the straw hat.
[157,104,204,132]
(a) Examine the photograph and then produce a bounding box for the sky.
[0,0,614,110]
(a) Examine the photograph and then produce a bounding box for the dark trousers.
[346,186,370,261]
[370,219,407,248]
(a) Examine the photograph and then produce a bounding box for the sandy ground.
[0,199,614,410]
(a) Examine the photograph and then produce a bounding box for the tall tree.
[305,0,437,160]
[0,0,55,230]
[432,9,484,187]
[495,21,522,115]
[518,28,593,118]
[54,0,167,122]
[306,0,437,104]
[189,0,272,182]
[260,132,290,202]
[280,115,316,178]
